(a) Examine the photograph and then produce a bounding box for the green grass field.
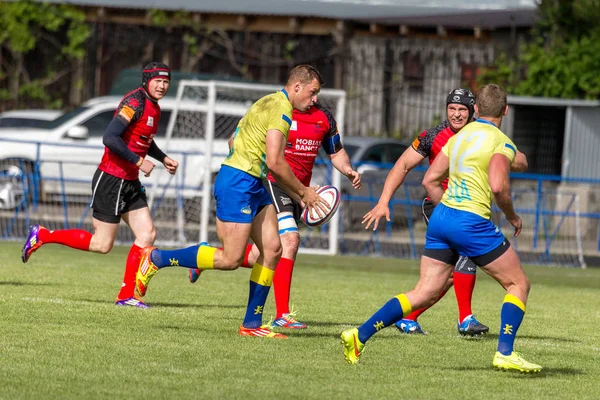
[1,241,599,399]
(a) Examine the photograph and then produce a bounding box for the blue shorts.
[213,165,273,223]
[424,203,505,258]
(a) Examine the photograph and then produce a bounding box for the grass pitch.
[0,241,599,399]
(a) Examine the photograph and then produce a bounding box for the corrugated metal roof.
[40,0,538,28]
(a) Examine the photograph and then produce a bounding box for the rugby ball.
[301,185,340,227]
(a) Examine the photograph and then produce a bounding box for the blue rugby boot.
[458,314,489,336]
[395,319,426,335]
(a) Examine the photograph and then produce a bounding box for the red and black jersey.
[98,87,161,180]
[267,103,340,186]
[411,119,455,190]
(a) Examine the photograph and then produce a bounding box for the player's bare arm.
[489,153,522,237]
[422,152,449,206]
[511,151,528,172]
[329,149,361,190]
[363,146,425,230]
[266,129,329,217]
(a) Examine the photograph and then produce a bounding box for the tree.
[478,0,600,99]
[0,0,90,106]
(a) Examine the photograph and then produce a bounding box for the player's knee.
[445,276,454,290]
[280,232,300,258]
[134,225,156,247]
[262,241,283,264]
[521,275,531,294]
[95,241,114,254]
[221,259,241,270]
[414,286,440,308]
[220,251,243,270]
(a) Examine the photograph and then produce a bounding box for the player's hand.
[298,185,319,209]
[163,157,179,175]
[362,202,390,231]
[508,214,522,237]
[140,159,155,177]
[345,169,362,190]
[301,186,330,219]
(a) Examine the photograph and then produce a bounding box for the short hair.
[476,84,507,118]
[287,65,324,86]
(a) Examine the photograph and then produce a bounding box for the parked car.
[311,136,428,229]
[0,109,62,128]
[0,96,242,208]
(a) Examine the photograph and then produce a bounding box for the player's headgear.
[142,62,171,89]
[446,88,476,121]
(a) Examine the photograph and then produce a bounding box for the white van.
[0,95,241,207]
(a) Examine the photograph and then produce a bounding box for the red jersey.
[98,87,161,180]
[267,103,339,186]
[411,119,455,190]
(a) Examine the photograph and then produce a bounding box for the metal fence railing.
[1,139,598,267]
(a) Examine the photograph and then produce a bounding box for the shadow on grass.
[287,331,347,339]
[474,333,581,343]
[445,366,584,378]
[150,302,244,309]
[83,299,244,309]
[0,281,55,287]
[518,334,581,343]
[302,320,361,328]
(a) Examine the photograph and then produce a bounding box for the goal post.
[146,80,346,255]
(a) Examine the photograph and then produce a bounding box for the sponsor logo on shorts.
[241,206,252,215]
[280,196,292,206]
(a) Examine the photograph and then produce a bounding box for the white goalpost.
[146,80,346,255]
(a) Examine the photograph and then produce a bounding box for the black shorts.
[90,169,148,224]
[422,197,435,223]
[421,197,478,274]
[263,180,302,220]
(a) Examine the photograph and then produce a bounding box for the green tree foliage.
[479,0,600,99]
[0,0,90,104]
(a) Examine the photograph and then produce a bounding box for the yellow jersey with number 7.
[440,119,517,219]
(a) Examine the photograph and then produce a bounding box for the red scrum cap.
[142,62,171,89]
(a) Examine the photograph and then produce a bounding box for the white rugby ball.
[301,185,340,227]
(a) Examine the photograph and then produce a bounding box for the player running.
[134,65,329,339]
[363,88,526,336]
[21,62,178,308]
[189,103,362,329]
[342,84,541,373]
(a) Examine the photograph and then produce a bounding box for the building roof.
[39,0,538,29]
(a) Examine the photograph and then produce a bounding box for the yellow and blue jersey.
[222,90,293,179]
[441,119,517,220]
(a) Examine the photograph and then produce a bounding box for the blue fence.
[1,138,599,266]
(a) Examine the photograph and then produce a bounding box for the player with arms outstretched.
[21,62,178,308]
[363,88,527,335]
[342,84,541,373]
[134,65,329,338]
[189,103,361,329]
